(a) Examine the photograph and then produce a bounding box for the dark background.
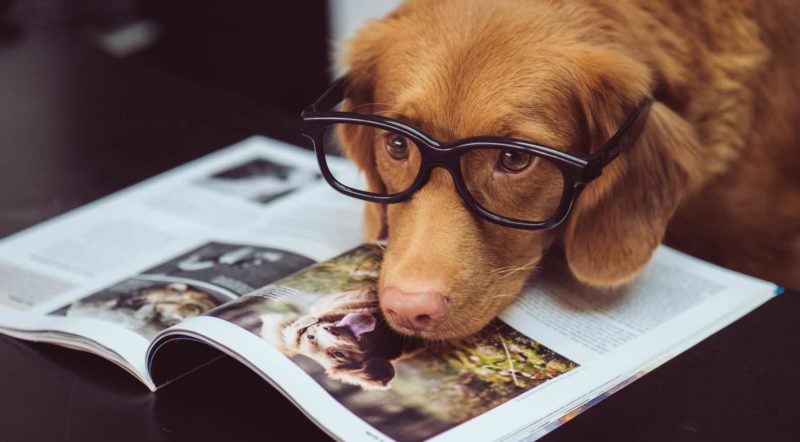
[0,1,798,441]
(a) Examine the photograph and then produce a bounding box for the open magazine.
[0,137,778,441]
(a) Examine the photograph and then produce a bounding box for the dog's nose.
[382,287,449,332]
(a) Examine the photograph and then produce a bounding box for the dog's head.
[336,0,705,339]
[278,311,396,390]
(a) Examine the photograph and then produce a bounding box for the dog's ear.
[336,21,395,241]
[355,357,396,389]
[327,357,395,390]
[563,50,704,287]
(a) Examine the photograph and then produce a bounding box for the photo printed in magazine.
[50,241,315,340]
[164,243,775,442]
[206,245,578,442]
[0,137,328,316]
[0,136,363,387]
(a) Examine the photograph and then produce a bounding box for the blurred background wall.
[0,0,402,118]
[329,0,401,75]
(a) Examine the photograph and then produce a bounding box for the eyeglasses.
[301,76,652,230]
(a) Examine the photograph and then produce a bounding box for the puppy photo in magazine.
[260,287,425,390]
[52,241,314,339]
[211,246,578,441]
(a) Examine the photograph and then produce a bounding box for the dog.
[260,288,423,390]
[334,0,800,339]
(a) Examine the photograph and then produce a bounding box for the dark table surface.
[1,30,799,442]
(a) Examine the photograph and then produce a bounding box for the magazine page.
[446,247,777,441]
[148,244,776,442]
[0,136,363,388]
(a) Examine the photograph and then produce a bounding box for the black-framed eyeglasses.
[301,76,652,230]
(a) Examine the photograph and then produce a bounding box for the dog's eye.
[498,149,533,173]
[384,134,410,160]
[307,334,315,341]
[333,350,345,358]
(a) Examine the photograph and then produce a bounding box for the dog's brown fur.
[336,0,800,339]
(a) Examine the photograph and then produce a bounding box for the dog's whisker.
[489,264,535,277]
[491,258,542,280]
[498,266,537,279]
[498,261,537,274]
[489,265,516,275]
[484,293,518,301]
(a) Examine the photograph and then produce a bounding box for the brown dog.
[335,0,800,340]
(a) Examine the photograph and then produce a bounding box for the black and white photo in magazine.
[194,158,319,205]
[51,242,315,339]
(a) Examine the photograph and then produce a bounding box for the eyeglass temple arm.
[303,76,348,116]
[583,95,654,181]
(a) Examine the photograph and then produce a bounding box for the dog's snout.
[382,287,449,332]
